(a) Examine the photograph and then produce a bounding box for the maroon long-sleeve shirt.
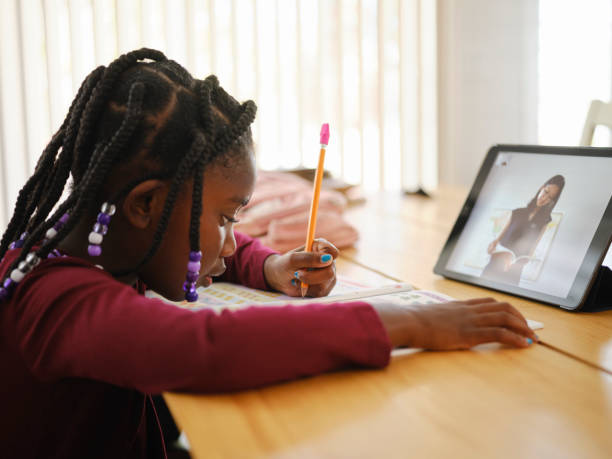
[0,232,390,458]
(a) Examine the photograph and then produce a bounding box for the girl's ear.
[122,180,168,229]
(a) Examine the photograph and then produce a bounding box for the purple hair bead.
[88,203,115,257]
[187,261,201,273]
[185,289,199,302]
[93,223,108,235]
[53,213,70,231]
[183,251,203,302]
[97,212,111,226]
[3,278,13,289]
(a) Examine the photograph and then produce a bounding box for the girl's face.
[141,151,256,301]
[536,184,560,207]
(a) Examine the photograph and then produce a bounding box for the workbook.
[146,277,543,330]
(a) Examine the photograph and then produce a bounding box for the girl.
[0,49,536,458]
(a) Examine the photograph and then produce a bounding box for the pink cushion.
[236,171,359,252]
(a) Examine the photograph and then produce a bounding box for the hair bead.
[183,250,202,302]
[43,213,70,245]
[10,269,25,283]
[87,203,115,257]
[97,212,111,226]
[0,50,257,304]
[9,232,28,250]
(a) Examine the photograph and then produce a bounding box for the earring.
[183,251,201,302]
[88,203,115,257]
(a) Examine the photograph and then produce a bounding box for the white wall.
[437,0,539,186]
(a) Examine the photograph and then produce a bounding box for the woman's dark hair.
[0,48,256,281]
[526,174,566,224]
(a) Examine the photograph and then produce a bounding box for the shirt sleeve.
[216,231,279,290]
[9,258,391,394]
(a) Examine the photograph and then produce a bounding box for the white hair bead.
[25,253,40,266]
[88,232,103,245]
[45,228,57,239]
[10,269,24,283]
[101,203,116,216]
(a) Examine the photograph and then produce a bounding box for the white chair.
[579,99,612,146]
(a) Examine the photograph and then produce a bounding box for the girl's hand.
[370,297,538,349]
[264,238,339,297]
[487,239,498,254]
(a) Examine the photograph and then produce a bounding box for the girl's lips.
[198,276,213,288]
[198,264,226,288]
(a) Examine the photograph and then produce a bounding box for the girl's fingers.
[294,265,336,286]
[288,251,335,269]
[473,301,529,326]
[473,311,536,339]
[308,275,337,296]
[468,327,532,348]
[311,238,339,258]
[464,297,497,305]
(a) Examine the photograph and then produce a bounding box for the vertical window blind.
[0,0,438,230]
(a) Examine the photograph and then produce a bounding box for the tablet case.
[581,265,612,312]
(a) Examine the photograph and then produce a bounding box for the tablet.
[434,145,612,310]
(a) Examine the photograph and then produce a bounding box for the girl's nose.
[220,229,237,258]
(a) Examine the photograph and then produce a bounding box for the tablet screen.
[438,147,612,306]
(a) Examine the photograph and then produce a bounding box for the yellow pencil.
[301,123,330,297]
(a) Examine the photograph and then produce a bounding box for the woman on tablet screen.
[483,174,565,284]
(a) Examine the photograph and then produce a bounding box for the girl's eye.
[222,215,240,225]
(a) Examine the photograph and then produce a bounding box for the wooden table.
[342,188,612,375]
[165,189,612,458]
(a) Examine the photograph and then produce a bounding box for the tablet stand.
[581,265,612,312]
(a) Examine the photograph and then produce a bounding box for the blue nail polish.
[294,271,299,278]
[291,278,297,286]
[321,254,332,262]
[526,338,533,345]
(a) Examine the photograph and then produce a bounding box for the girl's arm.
[10,260,390,394]
[9,257,536,395]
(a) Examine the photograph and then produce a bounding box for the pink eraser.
[320,123,330,145]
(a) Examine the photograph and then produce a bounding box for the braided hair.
[0,48,257,297]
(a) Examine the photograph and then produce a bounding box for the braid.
[6,83,144,277]
[111,133,207,277]
[189,144,206,251]
[198,77,217,141]
[214,101,257,155]
[0,130,63,260]
[0,65,103,261]
[1,48,259,304]
[27,66,105,232]
[72,49,165,179]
